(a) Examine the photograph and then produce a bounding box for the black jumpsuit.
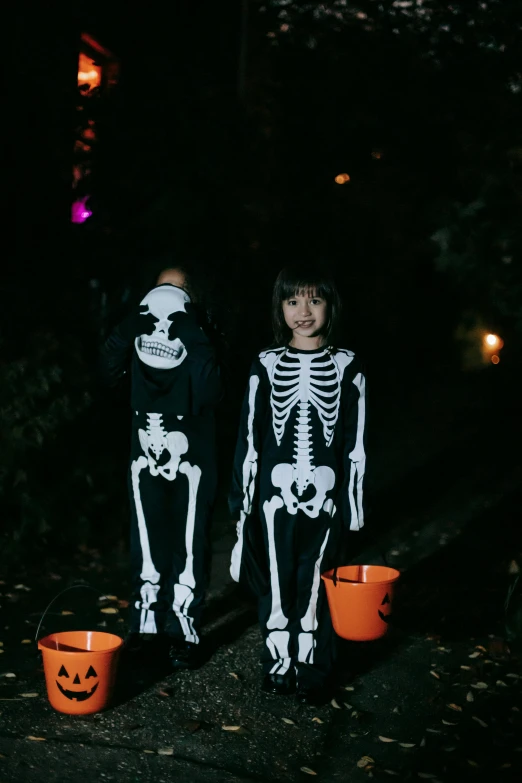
[100,284,222,644]
[229,345,366,686]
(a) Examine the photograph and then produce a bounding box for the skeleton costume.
[100,284,222,644]
[229,345,365,686]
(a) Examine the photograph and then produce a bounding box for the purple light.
[72,196,93,224]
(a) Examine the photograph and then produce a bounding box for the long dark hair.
[271,265,342,346]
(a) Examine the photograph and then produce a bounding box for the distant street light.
[334,173,350,184]
[482,332,504,365]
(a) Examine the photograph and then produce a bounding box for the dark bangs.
[271,265,342,346]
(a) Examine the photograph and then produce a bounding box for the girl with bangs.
[229,265,366,705]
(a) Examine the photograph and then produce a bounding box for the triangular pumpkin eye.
[58,665,69,678]
[85,665,97,679]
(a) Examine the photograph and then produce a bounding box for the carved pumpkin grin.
[378,592,392,624]
[56,664,99,701]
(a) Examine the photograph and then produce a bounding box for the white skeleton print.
[131,413,201,641]
[247,347,365,671]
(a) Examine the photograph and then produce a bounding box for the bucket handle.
[34,583,105,643]
[332,566,363,586]
[332,528,391,587]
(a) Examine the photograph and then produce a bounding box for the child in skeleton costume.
[100,268,222,669]
[229,266,366,704]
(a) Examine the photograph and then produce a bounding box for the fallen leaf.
[0,642,3,646]
[418,775,438,780]
[468,651,481,659]
[420,738,426,747]
[300,767,317,776]
[61,610,74,616]
[157,689,172,698]
[100,607,118,614]
[430,670,441,680]
[384,770,400,776]
[426,729,442,734]
[379,736,396,743]
[312,717,324,724]
[282,718,295,724]
[357,756,375,768]
[443,746,456,752]
[506,673,521,679]
[475,645,487,652]
[343,703,352,709]
[508,560,520,575]
[20,693,39,698]
[143,750,155,754]
[21,639,31,645]
[460,665,472,671]
[14,585,31,591]
[447,703,462,712]
[222,725,241,731]
[471,682,487,690]
[472,716,488,728]
[467,760,479,768]
[466,692,474,702]
[0,650,4,654]
[27,736,46,741]
[399,743,415,748]
[1,673,16,679]
[157,748,174,756]
[118,599,129,609]
[499,763,512,769]
[496,680,508,687]
[441,720,457,726]
[342,685,355,691]
[229,672,240,680]
[331,698,342,709]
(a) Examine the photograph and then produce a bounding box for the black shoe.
[168,641,200,671]
[296,682,330,706]
[261,673,296,696]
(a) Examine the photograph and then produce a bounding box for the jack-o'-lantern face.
[56,664,99,701]
[378,592,392,624]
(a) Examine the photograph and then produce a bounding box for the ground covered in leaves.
[0,495,521,783]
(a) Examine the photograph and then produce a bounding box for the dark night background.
[4,0,521,563]
[1,4,521,781]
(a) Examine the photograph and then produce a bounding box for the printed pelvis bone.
[271,403,335,518]
[138,414,188,481]
[135,285,190,369]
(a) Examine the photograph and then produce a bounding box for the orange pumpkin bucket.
[322,565,400,642]
[38,630,123,715]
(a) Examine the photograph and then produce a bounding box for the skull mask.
[135,285,191,370]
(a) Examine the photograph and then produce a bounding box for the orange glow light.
[484,333,504,351]
[491,354,500,364]
[335,173,350,184]
[78,53,101,90]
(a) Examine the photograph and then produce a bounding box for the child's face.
[282,289,328,341]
